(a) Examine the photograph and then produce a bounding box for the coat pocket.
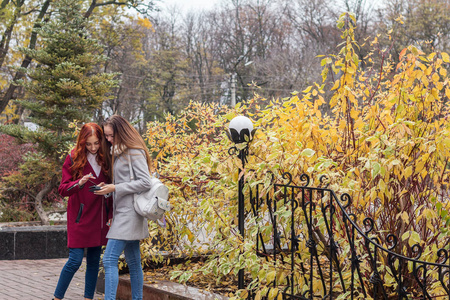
[75,203,84,223]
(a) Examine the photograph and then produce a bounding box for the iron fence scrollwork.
[242,172,450,300]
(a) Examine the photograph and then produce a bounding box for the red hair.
[70,123,109,180]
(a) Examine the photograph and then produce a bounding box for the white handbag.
[128,155,170,221]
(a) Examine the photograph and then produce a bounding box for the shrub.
[0,203,36,222]
[0,133,35,179]
[142,13,450,299]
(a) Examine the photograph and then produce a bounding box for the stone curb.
[0,224,68,260]
[0,223,230,299]
[96,273,229,300]
[116,276,229,300]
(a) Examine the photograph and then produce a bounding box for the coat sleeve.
[114,149,152,199]
[58,154,83,197]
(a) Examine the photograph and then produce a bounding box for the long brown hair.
[102,115,152,179]
[71,123,109,180]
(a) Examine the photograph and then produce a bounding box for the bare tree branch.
[0,0,51,114]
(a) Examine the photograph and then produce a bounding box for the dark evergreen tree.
[0,0,119,224]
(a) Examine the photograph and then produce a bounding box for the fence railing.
[244,172,450,300]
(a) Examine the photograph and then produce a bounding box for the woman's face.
[104,125,115,145]
[86,135,100,154]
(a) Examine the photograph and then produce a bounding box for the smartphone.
[89,185,101,192]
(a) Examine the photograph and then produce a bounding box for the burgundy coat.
[58,151,112,248]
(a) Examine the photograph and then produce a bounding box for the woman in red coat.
[53,123,112,300]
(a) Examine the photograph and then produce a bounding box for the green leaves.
[371,162,381,178]
[0,0,121,225]
[301,148,315,157]
[401,231,421,247]
[5,0,119,149]
[139,10,450,299]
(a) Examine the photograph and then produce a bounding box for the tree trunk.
[84,0,97,19]
[35,175,57,225]
[0,0,50,115]
[0,1,24,68]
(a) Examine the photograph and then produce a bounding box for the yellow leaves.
[446,88,450,99]
[338,119,346,131]
[137,16,153,29]
[415,153,429,176]
[371,36,378,46]
[432,72,440,83]
[0,78,7,90]
[136,15,450,297]
[266,270,276,284]
[428,52,437,61]
[302,86,313,93]
[277,270,287,285]
[399,211,409,225]
[350,108,359,119]
[431,88,439,100]
[421,74,429,87]
[268,288,281,300]
[346,66,356,74]
[387,93,397,103]
[331,80,340,91]
[389,159,401,170]
[320,57,332,66]
[419,56,430,64]
[321,67,329,82]
[409,45,424,56]
[316,95,325,106]
[378,179,386,192]
[395,15,405,24]
[370,188,377,202]
[403,166,413,179]
[254,291,262,300]
[442,52,450,63]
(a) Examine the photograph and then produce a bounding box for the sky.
[157,0,385,14]
[158,0,219,12]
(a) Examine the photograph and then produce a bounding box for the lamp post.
[226,116,256,290]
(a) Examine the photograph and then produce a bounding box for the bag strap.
[127,154,139,210]
[128,151,158,180]
[128,153,134,181]
[128,151,161,184]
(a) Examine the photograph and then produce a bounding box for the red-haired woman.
[53,123,112,300]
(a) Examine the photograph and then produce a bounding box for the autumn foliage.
[0,134,38,221]
[140,12,450,299]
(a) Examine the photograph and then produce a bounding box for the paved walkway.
[0,258,105,300]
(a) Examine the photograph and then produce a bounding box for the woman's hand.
[94,183,115,195]
[79,173,95,186]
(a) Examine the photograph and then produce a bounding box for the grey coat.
[106,148,151,240]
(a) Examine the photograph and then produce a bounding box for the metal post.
[231,73,236,107]
[227,115,254,291]
[238,148,247,290]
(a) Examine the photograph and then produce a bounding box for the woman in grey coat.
[95,115,152,300]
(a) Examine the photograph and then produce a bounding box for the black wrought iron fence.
[244,172,450,300]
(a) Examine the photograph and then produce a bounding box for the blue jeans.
[103,239,143,300]
[54,246,102,299]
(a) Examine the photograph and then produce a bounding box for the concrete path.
[0,258,104,300]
